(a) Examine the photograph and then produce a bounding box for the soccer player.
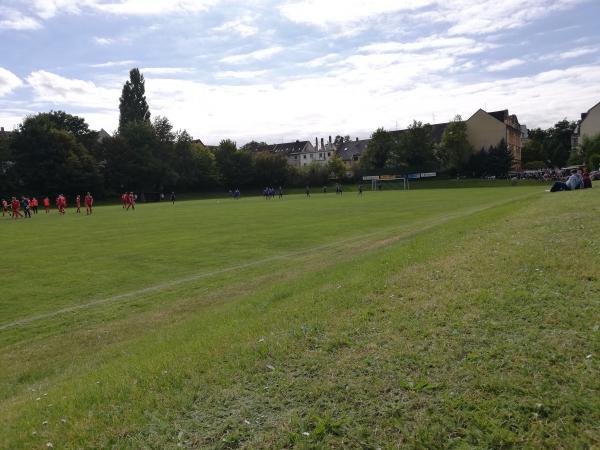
[30,197,38,214]
[127,192,135,210]
[21,196,32,218]
[170,191,176,204]
[11,197,22,219]
[358,184,363,196]
[1,198,7,216]
[305,185,310,198]
[278,186,283,198]
[56,194,66,215]
[121,192,128,208]
[85,192,93,215]
[43,196,51,213]
[75,194,81,214]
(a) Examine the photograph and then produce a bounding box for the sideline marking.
[0,193,538,332]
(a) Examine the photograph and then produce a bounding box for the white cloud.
[26,70,119,109]
[141,67,194,75]
[280,0,434,26]
[0,67,23,96]
[215,70,268,79]
[487,58,525,72]
[279,0,586,36]
[0,7,41,30]
[91,0,219,15]
[213,14,258,38]
[220,46,284,64]
[94,36,114,45]
[90,60,137,68]
[559,47,597,59]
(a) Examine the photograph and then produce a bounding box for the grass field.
[1,186,599,449]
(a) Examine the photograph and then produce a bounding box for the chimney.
[315,137,318,149]
[356,137,358,141]
[0,127,4,132]
[329,136,332,145]
[321,138,324,150]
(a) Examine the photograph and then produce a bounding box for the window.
[303,155,306,159]
[327,152,331,156]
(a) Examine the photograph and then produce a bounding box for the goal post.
[362,175,409,191]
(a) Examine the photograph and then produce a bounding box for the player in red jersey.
[75,194,81,214]
[121,193,128,208]
[43,196,51,213]
[127,191,135,210]
[56,194,66,215]
[11,197,22,219]
[85,192,93,215]
[1,198,8,216]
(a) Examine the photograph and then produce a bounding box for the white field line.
[0,193,537,332]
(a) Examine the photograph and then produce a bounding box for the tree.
[301,161,329,186]
[521,128,549,166]
[327,154,346,179]
[11,113,102,194]
[360,128,394,171]
[153,116,175,144]
[487,139,513,176]
[391,121,436,172]
[546,119,577,168]
[169,131,217,189]
[240,140,267,152]
[581,133,600,169]
[253,152,289,187]
[435,116,472,173]
[100,121,166,191]
[214,139,254,188]
[119,68,150,132]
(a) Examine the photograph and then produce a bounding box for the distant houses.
[465,109,522,170]
[572,101,600,149]
[249,107,523,174]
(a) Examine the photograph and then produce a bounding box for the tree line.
[0,69,349,198]
[359,116,514,177]
[521,120,600,170]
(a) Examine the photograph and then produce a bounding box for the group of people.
[2,193,93,219]
[550,168,593,192]
[263,187,283,199]
[120,192,137,210]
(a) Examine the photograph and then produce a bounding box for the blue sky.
[1,0,599,145]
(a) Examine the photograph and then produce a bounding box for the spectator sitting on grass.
[582,169,592,189]
[550,169,581,192]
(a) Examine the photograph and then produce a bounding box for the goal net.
[363,175,408,191]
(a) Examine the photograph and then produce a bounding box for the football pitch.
[1,186,599,448]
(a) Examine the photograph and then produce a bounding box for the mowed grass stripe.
[0,189,540,332]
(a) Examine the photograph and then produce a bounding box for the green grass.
[1,186,599,449]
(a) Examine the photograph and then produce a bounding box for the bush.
[588,153,600,172]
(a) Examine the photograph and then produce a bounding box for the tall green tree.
[360,128,394,171]
[435,115,472,173]
[327,154,346,179]
[546,119,577,168]
[119,68,151,132]
[253,152,289,186]
[488,139,514,176]
[391,121,436,171]
[11,113,102,194]
[214,139,254,188]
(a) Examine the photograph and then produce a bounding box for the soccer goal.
[363,175,409,191]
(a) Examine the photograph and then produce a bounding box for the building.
[255,140,316,167]
[336,138,369,173]
[578,101,600,144]
[465,109,522,170]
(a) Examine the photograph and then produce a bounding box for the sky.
[1,0,600,145]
